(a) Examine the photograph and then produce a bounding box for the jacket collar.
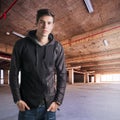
[27,30,55,46]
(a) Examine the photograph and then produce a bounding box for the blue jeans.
[18,105,56,120]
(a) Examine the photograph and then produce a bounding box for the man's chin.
[42,34,49,37]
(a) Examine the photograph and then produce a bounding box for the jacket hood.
[26,30,57,69]
[27,30,55,46]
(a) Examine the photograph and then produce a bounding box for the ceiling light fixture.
[12,31,25,38]
[103,40,109,46]
[6,32,10,35]
[84,0,94,13]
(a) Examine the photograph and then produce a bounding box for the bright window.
[101,74,120,82]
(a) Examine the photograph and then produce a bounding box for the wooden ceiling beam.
[81,64,120,71]
[70,58,120,67]
[66,48,120,64]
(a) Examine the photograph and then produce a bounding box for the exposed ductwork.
[0,0,18,20]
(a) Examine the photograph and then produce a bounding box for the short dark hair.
[36,9,55,23]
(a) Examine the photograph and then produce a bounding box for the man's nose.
[43,23,48,28]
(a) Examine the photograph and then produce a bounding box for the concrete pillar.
[68,69,74,84]
[87,73,89,83]
[95,74,101,83]
[4,69,8,84]
[84,73,87,83]
[0,69,1,84]
[84,72,89,83]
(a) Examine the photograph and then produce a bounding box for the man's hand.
[47,102,59,112]
[16,100,30,111]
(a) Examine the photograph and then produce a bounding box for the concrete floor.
[0,83,120,120]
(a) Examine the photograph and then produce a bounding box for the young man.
[9,9,67,120]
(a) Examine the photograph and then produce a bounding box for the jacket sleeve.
[54,43,67,105]
[9,40,22,103]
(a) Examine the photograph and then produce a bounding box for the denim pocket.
[46,111,56,120]
[18,110,36,120]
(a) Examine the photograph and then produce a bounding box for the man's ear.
[35,22,38,28]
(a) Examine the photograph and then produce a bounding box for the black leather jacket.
[9,30,67,108]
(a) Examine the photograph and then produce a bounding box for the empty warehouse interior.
[0,0,120,120]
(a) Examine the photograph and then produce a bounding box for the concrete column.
[0,69,1,84]
[84,72,89,83]
[95,74,101,83]
[84,73,87,83]
[87,73,89,83]
[68,69,74,84]
[4,69,8,84]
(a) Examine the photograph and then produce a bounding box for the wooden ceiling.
[0,0,120,74]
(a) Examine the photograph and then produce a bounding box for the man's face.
[36,15,54,37]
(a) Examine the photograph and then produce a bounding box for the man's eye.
[48,22,52,25]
